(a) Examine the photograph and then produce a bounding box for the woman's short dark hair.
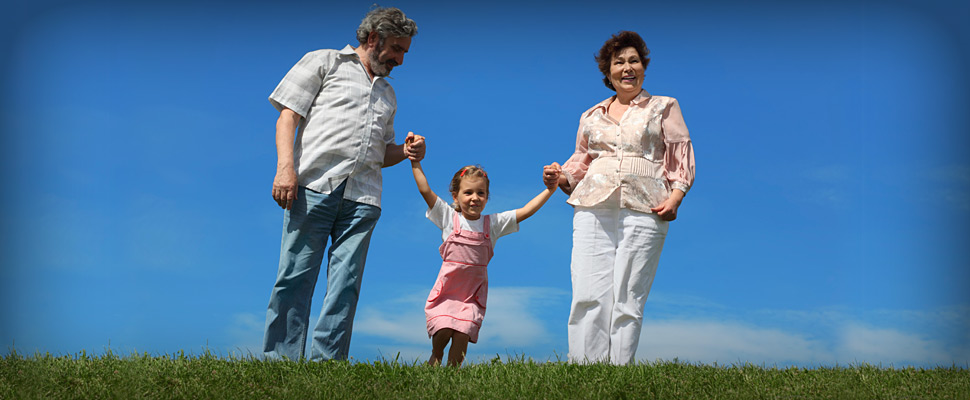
[595,31,650,91]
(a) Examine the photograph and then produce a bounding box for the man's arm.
[384,143,407,167]
[272,108,301,210]
[384,132,425,167]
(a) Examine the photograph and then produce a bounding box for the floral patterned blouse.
[561,90,695,213]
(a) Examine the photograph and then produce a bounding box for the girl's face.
[453,176,489,220]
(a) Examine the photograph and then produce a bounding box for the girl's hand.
[404,132,426,161]
[543,162,561,189]
[650,190,685,221]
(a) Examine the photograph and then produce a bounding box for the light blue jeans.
[263,183,381,361]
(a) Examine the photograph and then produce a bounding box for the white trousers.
[567,204,668,365]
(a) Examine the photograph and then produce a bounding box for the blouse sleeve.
[560,113,593,192]
[661,98,695,195]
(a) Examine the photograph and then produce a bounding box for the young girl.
[410,159,560,366]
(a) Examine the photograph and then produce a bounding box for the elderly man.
[263,6,424,361]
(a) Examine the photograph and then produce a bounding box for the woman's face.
[609,46,644,94]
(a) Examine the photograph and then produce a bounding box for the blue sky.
[2,0,968,367]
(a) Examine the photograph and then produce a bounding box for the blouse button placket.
[615,123,622,174]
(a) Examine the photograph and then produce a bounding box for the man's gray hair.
[356,6,418,44]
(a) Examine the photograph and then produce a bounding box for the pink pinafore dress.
[425,212,493,343]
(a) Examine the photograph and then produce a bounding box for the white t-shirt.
[426,197,518,248]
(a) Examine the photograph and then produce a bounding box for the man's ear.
[366,31,379,49]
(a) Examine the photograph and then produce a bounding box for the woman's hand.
[543,162,561,190]
[651,189,685,221]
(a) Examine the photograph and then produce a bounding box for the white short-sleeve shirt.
[426,197,518,248]
[268,45,397,208]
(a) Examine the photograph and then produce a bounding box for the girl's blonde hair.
[449,165,490,212]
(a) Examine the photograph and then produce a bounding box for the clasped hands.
[542,162,562,190]
[403,131,426,161]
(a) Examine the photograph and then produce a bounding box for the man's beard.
[369,42,395,77]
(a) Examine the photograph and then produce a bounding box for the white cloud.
[225,295,970,367]
[225,312,264,357]
[477,287,562,347]
[637,319,833,366]
[634,306,970,367]
[836,324,957,366]
[353,286,568,361]
[354,303,430,347]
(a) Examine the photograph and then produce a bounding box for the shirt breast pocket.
[372,96,394,127]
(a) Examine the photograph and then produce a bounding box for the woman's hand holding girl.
[543,162,562,190]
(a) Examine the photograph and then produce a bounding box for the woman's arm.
[411,160,438,210]
[557,173,572,195]
[559,114,592,195]
[652,98,695,221]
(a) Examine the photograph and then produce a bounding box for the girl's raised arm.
[514,187,555,223]
[411,160,438,210]
[515,164,561,223]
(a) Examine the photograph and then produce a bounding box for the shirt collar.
[588,89,651,117]
[339,44,392,82]
[339,44,357,57]
[630,89,652,105]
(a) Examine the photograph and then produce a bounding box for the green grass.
[1,351,967,399]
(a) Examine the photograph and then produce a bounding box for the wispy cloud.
[353,286,569,361]
[225,312,264,357]
[478,287,565,348]
[836,323,957,366]
[635,302,970,367]
[354,292,430,347]
[637,319,832,366]
[223,294,969,367]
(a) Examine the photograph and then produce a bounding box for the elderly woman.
[545,31,695,364]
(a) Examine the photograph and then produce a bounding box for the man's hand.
[273,167,298,210]
[404,131,426,161]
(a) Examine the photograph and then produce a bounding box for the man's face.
[368,35,411,77]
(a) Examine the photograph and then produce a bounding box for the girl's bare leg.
[447,332,470,367]
[429,329,454,366]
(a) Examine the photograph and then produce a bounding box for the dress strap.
[451,211,462,236]
[483,215,490,239]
